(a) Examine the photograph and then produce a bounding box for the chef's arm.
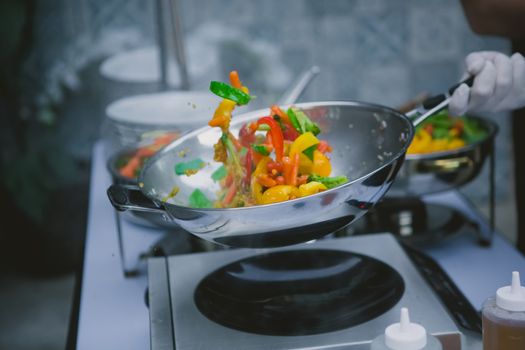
[460,0,525,39]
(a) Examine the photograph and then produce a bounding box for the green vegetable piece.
[308,175,349,189]
[432,128,449,140]
[463,118,487,143]
[286,107,304,134]
[251,144,270,156]
[209,81,252,105]
[303,144,317,161]
[188,189,212,208]
[211,165,227,181]
[115,155,132,169]
[174,158,205,175]
[287,107,321,135]
[222,133,241,169]
[294,108,321,135]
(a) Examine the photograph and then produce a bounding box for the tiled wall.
[25,0,513,204]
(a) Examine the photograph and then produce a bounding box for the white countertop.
[76,142,525,350]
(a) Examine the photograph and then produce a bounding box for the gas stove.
[147,233,463,349]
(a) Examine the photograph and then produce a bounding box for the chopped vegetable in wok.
[211,165,227,181]
[174,158,206,176]
[209,81,252,105]
[117,132,179,179]
[307,175,349,189]
[183,70,348,208]
[287,107,321,135]
[407,110,487,154]
[189,189,212,208]
[162,186,180,202]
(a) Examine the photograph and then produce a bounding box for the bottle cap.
[384,308,427,350]
[496,271,525,312]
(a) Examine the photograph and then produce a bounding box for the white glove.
[449,51,525,116]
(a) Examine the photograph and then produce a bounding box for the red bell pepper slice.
[243,148,253,187]
[271,105,291,124]
[239,123,256,147]
[317,140,332,153]
[257,116,284,162]
[282,123,299,141]
[222,183,238,206]
[290,153,299,187]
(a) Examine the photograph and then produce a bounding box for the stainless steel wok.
[108,101,414,247]
[388,115,498,196]
[106,66,322,232]
[107,78,475,248]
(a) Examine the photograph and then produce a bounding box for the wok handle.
[278,65,320,105]
[107,184,166,214]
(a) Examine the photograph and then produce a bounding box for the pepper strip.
[289,132,320,159]
[222,183,237,207]
[271,105,291,125]
[243,148,253,187]
[290,153,300,186]
[209,99,236,131]
[257,116,284,162]
[230,71,242,89]
[282,156,293,185]
[251,157,270,204]
[209,81,251,105]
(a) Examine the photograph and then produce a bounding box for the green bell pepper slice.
[189,189,212,208]
[307,174,348,189]
[209,81,252,105]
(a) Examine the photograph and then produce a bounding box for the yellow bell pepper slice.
[260,185,299,205]
[297,181,327,197]
[447,138,465,150]
[312,150,331,177]
[289,132,319,159]
[251,156,270,204]
[427,139,445,153]
[298,153,313,174]
[209,99,237,131]
[289,132,320,175]
[407,129,432,154]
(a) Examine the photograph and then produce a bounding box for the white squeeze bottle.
[482,271,525,350]
[370,308,442,350]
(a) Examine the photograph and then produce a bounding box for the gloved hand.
[449,51,525,116]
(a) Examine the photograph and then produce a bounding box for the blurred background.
[0,0,515,349]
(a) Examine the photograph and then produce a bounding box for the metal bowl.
[102,91,218,158]
[106,140,181,229]
[388,116,498,196]
[108,101,414,248]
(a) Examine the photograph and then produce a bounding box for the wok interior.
[140,102,413,207]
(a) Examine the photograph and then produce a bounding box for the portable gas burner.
[147,234,462,349]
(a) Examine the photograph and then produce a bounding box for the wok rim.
[139,100,415,212]
[404,115,498,160]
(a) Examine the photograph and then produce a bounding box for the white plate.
[99,46,171,83]
[99,45,217,85]
[105,91,219,127]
